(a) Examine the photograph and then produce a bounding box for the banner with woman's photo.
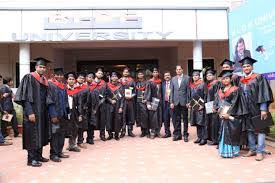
[228,0,275,80]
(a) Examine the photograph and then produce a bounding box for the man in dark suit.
[162,71,172,138]
[170,65,190,142]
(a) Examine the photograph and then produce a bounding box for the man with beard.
[74,72,88,149]
[106,71,124,140]
[65,72,81,152]
[86,72,95,86]
[145,68,162,139]
[48,68,70,162]
[119,67,136,138]
[240,57,273,161]
[85,66,108,142]
[135,69,149,137]
[15,57,52,167]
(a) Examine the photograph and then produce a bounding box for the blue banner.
[228,0,275,79]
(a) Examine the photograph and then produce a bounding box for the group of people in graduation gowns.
[189,57,273,161]
[14,56,273,167]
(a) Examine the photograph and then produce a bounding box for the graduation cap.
[220,59,234,67]
[86,72,95,78]
[205,68,216,75]
[256,45,264,52]
[53,68,64,75]
[239,56,257,66]
[77,72,86,78]
[33,57,51,66]
[218,70,234,78]
[110,71,119,77]
[95,66,104,72]
[65,72,76,79]
[191,69,202,76]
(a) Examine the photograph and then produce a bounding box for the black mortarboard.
[205,68,216,75]
[111,71,119,77]
[95,66,104,72]
[65,72,76,79]
[218,70,234,78]
[53,68,64,75]
[86,72,95,78]
[220,59,234,67]
[77,72,86,78]
[33,57,51,66]
[191,69,202,76]
[255,45,264,52]
[239,57,257,66]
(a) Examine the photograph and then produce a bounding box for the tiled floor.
[1,126,275,183]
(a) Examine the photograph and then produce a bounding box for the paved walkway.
[1,127,275,183]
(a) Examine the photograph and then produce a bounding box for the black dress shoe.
[107,134,113,140]
[162,134,171,138]
[100,136,107,141]
[38,157,49,162]
[68,147,81,152]
[115,135,120,141]
[27,160,42,167]
[58,153,70,158]
[120,131,126,138]
[194,138,201,144]
[87,139,94,145]
[50,156,61,162]
[199,139,207,145]
[140,133,147,138]
[173,136,182,141]
[184,136,188,142]
[128,131,136,137]
[208,141,218,146]
[150,133,156,139]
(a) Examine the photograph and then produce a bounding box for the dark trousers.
[27,148,43,162]
[172,104,188,137]
[196,125,205,139]
[77,128,84,144]
[163,101,172,135]
[87,123,94,141]
[1,110,19,137]
[50,131,65,157]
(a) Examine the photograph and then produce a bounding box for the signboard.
[0,9,228,42]
[228,0,275,79]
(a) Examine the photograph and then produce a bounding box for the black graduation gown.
[14,73,53,150]
[189,80,205,126]
[66,85,85,137]
[135,80,149,129]
[204,80,220,142]
[106,83,124,133]
[72,85,88,130]
[48,81,70,135]
[215,87,248,146]
[85,80,107,131]
[144,79,162,130]
[120,77,136,126]
[239,74,274,133]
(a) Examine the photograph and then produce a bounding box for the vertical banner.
[229,0,275,79]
